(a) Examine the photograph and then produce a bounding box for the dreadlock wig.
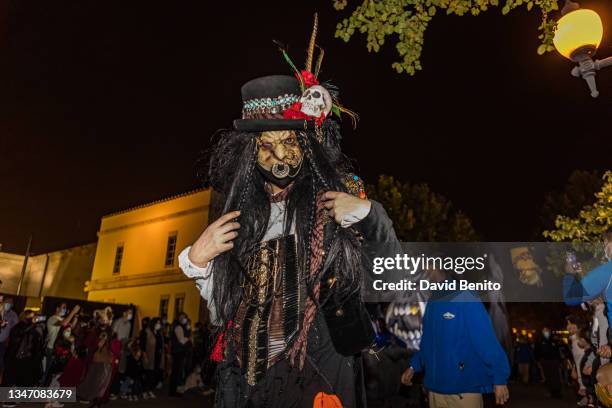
[204,121,362,327]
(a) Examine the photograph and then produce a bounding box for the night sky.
[1,0,611,254]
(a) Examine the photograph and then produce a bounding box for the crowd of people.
[508,307,612,407]
[0,232,610,408]
[505,231,612,408]
[0,299,215,408]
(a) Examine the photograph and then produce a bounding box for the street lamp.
[553,2,612,97]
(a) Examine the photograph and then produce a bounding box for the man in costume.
[179,15,403,407]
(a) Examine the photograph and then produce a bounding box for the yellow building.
[86,188,211,323]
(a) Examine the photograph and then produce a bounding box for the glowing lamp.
[553,9,603,60]
[553,4,612,98]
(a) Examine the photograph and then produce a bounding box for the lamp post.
[553,1,612,97]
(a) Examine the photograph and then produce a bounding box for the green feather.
[331,104,341,118]
[274,42,305,91]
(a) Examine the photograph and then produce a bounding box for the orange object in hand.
[313,392,342,408]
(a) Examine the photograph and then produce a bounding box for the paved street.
[504,383,578,408]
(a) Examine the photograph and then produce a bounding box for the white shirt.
[570,333,586,389]
[46,315,63,349]
[593,303,610,364]
[112,317,132,341]
[178,199,370,323]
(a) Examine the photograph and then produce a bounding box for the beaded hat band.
[241,94,300,119]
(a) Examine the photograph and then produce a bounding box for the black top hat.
[233,75,316,132]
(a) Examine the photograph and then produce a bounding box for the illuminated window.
[174,293,185,320]
[165,232,178,267]
[113,244,124,274]
[159,295,170,318]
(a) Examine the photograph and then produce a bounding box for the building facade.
[0,243,96,301]
[86,188,211,323]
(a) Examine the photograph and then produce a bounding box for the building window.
[159,295,170,319]
[165,232,178,267]
[174,294,185,320]
[113,244,124,274]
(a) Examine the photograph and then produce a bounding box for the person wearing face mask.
[42,302,80,385]
[0,298,18,384]
[169,313,192,396]
[112,309,134,343]
[45,325,77,404]
[109,309,134,399]
[534,327,563,399]
[1,309,44,396]
[143,318,164,398]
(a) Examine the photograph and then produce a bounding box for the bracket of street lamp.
[570,55,612,98]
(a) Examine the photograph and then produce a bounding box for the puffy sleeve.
[178,246,217,321]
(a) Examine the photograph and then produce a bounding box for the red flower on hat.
[298,70,319,87]
[283,101,325,126]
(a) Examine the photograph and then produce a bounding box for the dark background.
[1,0,610,254]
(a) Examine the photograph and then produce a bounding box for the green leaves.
[333,0,559,75]
[544,171,612,244]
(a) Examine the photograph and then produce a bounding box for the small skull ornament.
[299,85,332,118]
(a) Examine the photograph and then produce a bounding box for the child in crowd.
[177,363,212,396]
[125,343,146,401]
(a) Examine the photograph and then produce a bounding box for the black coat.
[320,200,404,356]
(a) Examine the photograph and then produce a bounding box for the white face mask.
[154,323,161,331]
[3,303,12,312]
[543,331,551,339]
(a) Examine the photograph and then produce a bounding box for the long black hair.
[203,120,362,326]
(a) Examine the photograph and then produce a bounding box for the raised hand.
[188,210,241,268]
[322,191,371,226]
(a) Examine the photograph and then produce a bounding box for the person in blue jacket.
[563,230,612,357]
[401,269,510,407]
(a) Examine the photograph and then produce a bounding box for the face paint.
[256,130,303,189]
